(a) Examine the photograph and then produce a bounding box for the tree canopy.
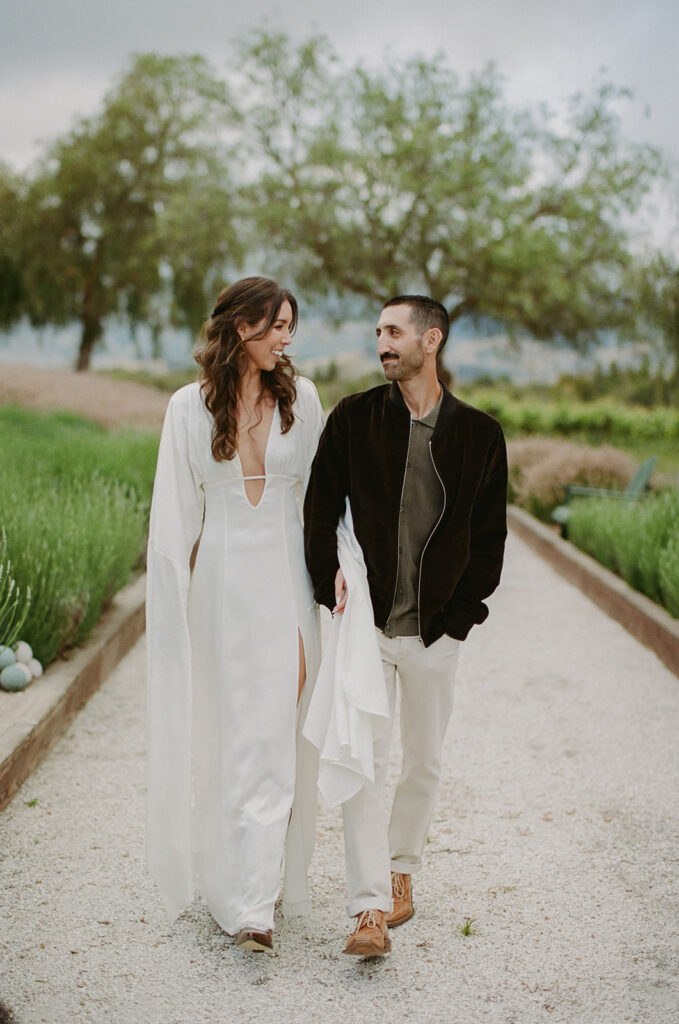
[8,53,240,368]
[232,32,664,352]
[0,31,674,370]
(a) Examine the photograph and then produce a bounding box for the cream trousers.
[341,630,461,917]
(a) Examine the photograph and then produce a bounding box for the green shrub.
[0,476,148,664]
[0,405,158,664]
[98,367,197,393]
[569,491,679,617]
[0,530,31,649]
[461,391,679,444]
[0,405,158,498]
[659,533,679,618]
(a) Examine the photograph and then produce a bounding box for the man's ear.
[424,327,443,354]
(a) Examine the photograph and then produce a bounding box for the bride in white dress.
[146,277,324,952]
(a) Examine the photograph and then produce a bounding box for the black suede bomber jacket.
[303,381,508,647]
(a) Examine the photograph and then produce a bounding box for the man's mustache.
[380,352,399,363]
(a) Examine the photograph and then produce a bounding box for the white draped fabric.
[303,501,391,808]
[146,377,324,933]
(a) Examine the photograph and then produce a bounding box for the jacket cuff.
[444,601,489,641]
[314,575,338,613]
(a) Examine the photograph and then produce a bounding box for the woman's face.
[239,300,293,374]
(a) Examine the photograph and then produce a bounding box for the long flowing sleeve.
[283,376,325,916]
[146,390,204,921]
[295,377,325,495]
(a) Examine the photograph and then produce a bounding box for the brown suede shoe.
[386,871,414,928]
[235,928,274,953]
[343,909,392,957]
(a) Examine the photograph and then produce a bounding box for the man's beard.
[380,344,425,381]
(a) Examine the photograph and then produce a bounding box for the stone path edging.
[0,574,146,812]
[508,505,679,678]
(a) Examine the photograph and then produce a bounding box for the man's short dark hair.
[382,295,450,352]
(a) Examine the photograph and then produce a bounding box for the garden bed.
[0,405,158,667]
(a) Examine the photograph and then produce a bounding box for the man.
[304,295,507,956]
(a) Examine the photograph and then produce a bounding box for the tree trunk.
[75,315,101,372]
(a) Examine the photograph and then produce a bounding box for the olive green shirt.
[384,389,444,638]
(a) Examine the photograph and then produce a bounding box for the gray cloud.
[1,0,677,169]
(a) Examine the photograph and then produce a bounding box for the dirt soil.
[0,363,171,430]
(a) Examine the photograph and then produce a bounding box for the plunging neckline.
[235,401,279,509]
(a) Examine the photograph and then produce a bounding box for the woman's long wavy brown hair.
[194,277,298,462]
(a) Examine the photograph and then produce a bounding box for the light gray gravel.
[1,532,678,1024]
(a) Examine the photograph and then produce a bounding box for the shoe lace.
[392,873,408,900]
[354,909,381,933]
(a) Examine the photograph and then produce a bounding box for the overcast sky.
[1,0,678,171]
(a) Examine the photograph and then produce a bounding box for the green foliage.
[313,370,384,410]
[10,54,240,369]
[0,405,158,497]
[459,390,679,443]
[0,530,31,649]
[463,359,679,409]
[97,366,198,393]
[638,253,679,368]
[0,406,158,663]
[0,164,26,329]
[2,31,675,369]
[659,533,679,617]
[568,491,679,616]
[233,31,663,350]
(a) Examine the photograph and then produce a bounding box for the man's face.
[375,304,425,382]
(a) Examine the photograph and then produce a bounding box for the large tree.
[639,252,679,375]
[0,164,27,330]
[233,32,664,350]
[18,53,240,370]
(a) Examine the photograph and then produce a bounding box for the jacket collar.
[387,380,459,436]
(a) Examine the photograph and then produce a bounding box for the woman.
[146,277,324,953]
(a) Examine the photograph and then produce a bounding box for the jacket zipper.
[417,440,447,640]
[386,422,413,627]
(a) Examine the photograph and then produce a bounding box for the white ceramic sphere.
[0,663,30,691]
[0,647,16,670]
[14,640,33,664]
[28,658,43,679]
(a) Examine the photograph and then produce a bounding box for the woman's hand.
[333,568,348,614]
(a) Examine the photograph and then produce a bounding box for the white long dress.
[146,376,324,934]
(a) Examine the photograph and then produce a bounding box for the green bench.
[551,455,657,537]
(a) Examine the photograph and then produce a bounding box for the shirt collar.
[413,387,443,428]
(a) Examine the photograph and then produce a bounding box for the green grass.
[0,405,159,664]
[97,367,679,474]
[98,366,198,393]
[568,490,679,618]
[455,389,679,475]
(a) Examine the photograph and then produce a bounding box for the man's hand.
[333,568,348,614]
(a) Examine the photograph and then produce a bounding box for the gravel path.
[0,364,169,430]
[1,532,678,1024]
